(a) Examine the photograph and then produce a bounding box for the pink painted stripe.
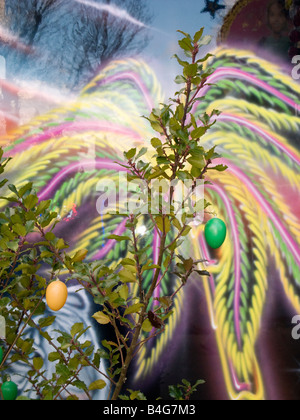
[224,160,300,266]
[38,159,123,200]
[9,121,142,154]
[219,113,300,165]
[91,71,155,112]
[206,67,298,109]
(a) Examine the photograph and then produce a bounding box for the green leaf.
[124,148,136,160]
[196,270,210,277]
[38,316,56,328]
[8,184,19,196]
[174,75,186,85]
[181,226,192,236]
[198,35,212,46]
[183,63,198,78]
[169,385,183,400]
[25,220,35,234]
[178,37,193,52]
[120,258,135,266]
[45,232,55,241]
[136,147,148,160]
[187,156,205,169]
[40,211,58,227]
[209,164,228,172]
[72,380,87,390]
[0,196,19,203]
[151,138,163,149]
[183,257,194,271]
[169,117,181,132]
[23,194,39,210]
[6,240,19,251]
[205,146,220,160]
[71,249,88,262]
[56,363,71,378]
[18,182,33,198]
[155,216,171,234]
[119,267,137,283]
[71,322,84,337]
[142,318,153,333]
[36,200,51,215]
[157,296,172,308]
[0,297,10,307]
[172,54,189,67]
[118,284,129,301]
[150,120,164,134]
[177,29,190,37]
[193,28,204,43]
[56,238,68,250]
[12,223,26,237]
[0,179,8,189]
[88,379,106,391]
[33,357,44,371]
[172,217,182,231]
[191,126,206,139]
[107,234,132,242]
[182,379,191,387]
[193,379,205,387]
[191,166,201,178]
[175,103,184,121]
[44,391,53,400]
[48,352,61,362]
[124,303,143,315]
[92,311,110,325]
[156,156,169,165]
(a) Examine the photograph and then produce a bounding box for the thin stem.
[0,294,45,369]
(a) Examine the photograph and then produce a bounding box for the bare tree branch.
[2,0,153,91]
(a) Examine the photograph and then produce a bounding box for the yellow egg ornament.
[46,279,68,311]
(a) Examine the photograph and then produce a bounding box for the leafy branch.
[0,28,227,401]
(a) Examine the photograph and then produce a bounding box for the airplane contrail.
[74,0,148,28]
[73,0,169,35]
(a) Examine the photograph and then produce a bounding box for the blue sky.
[142,0,226,95]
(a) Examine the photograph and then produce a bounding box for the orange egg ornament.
[46,280,68,311]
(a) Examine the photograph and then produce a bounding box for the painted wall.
[0,0,299,400]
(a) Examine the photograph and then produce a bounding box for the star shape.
[201,0,226,19]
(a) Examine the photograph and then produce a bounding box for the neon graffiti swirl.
[0,48,299,400]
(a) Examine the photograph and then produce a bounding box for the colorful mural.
[0,0,299,400]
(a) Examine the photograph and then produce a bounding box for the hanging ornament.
[46,279,68,311]
[1,380,18,400]
[204,218,227,249]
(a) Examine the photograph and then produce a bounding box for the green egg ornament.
[204,218,227,249]
[1,380,18,400]
[0,346,3,364]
